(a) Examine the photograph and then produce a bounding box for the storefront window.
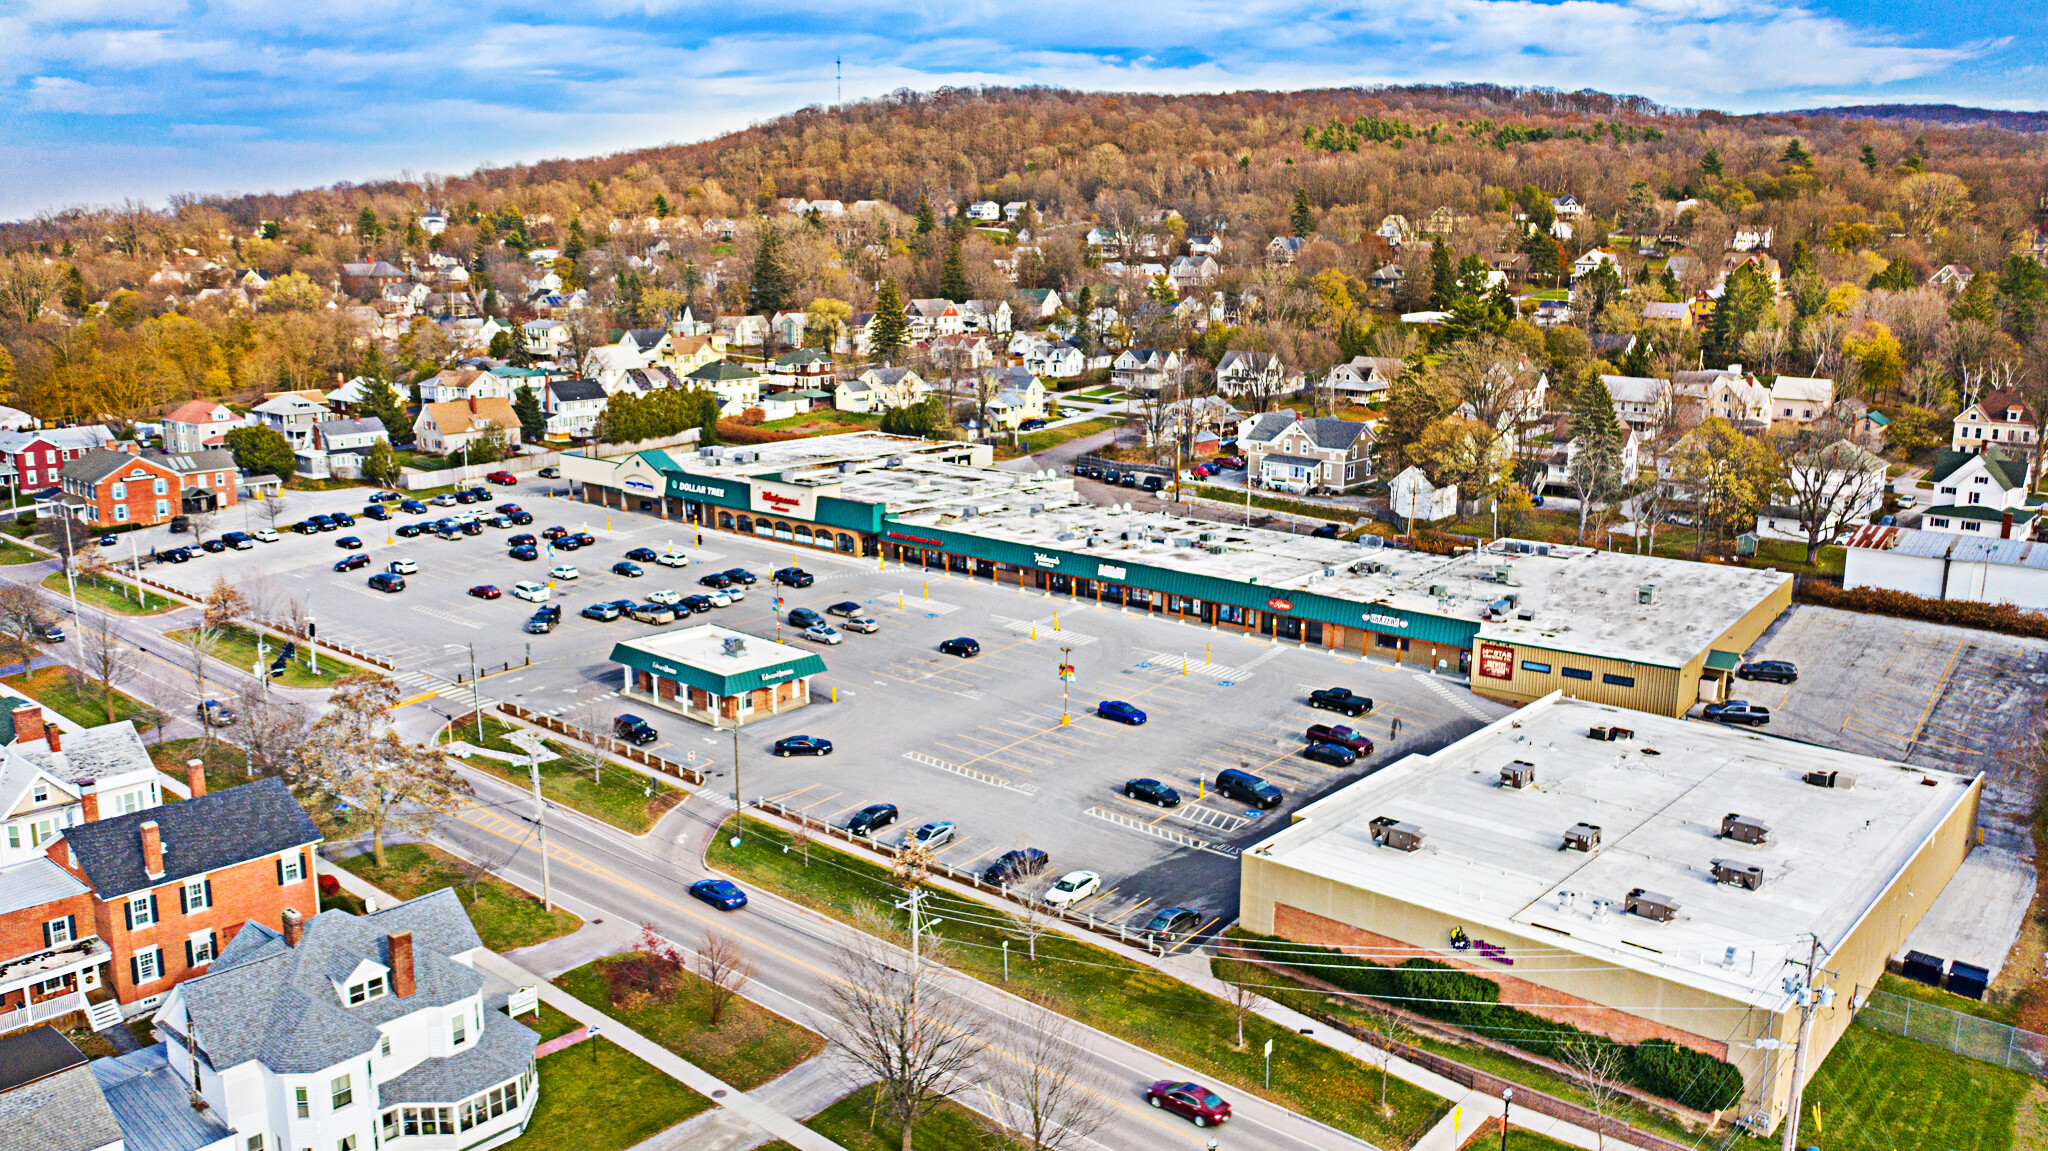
[948,554,968,573]
[735,514,751,533]
[1375,633,1409,651]
[1218,604,1245,626]
[838,534,857,553]
[794,525,813,543]
[1049,573,1072,594]
[1100,583,1123,605]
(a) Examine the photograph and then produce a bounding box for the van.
[1215,768,1284,810]
[614,714,659,745]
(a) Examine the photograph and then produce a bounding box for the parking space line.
[1084,807,1236,857]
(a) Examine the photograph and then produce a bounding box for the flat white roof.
[613,623,813,675]
[1248,693,1978,1010]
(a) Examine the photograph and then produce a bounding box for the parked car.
[251,528,279,543]
[570,532,595,547]
[333,554,371,572]
[331,512,356,527]
[169,515,191,533]
[361,505,390,521]
[368,573,405,593]
[524,613,556,634]
[468,585,502,600]
[700,589,733,608]
[1019,417,1049,431]
[335,536,363,550]
[1138,908,1202,944]
[396,523,424,538]
[1304,724,1374,757]
[688,878,747,911]
[787,607,825,629]
[773,567,814,588]
[556,536,582,551]
[771,735,833,757]
[1302,742,1359,767]
[1703,700,1771,727]
[1096,700,1147,725]
[801,623,843,645]
[513,582,550,603]
[1307,687,1373,717]
[485,470,518,485]
[723,568,759,585]
[612,561,644,578]
[656,551,689,568]
[221,531,253,549]
[200,539,228,553]
[982,848,1049,886]
[826,601,863,617]
[388,558,418,574]
[647,589,683,605]
[841,615,880,633]
[1736,660,1799,684]
[582,602,623,621]
[1147,1081,1231,1128]
[538,466,561,478]
[399,500,428,514]
[1124,778,1180,807]
[910,820,955,848]
[509,545,539,561]
[1042,870,1101,907]
[847,803,898,837]
[938,637,980,658]
[197,700,235,727]
[1214,768,1284,809]
[614,714,659,745]
[508,533,537,548]
[697,572,734,589]
[676,595,714,615]
[549,565,580,580]
[625,547,659,562]
[629,603,678,624]
[541,525,569,540]
[36,623,64,643]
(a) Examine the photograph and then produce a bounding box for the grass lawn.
[164,623,363,689]
[555,955,824,1090]
[393,449,460,472]
[760,409,883,434]
[1799,1024,2031,1151]
[455,729,681,834]
[1876,972,2020,1026]
[504,1019,709,1151]
[151,737,271,795]
[1,666,155,730]
[804,1084,1022,1151]
[338,842,583,951]
[0,539,39,565]
[1193,485,1362,524]
[1459,1126,1582,1151]
[1015,416,1120,456]
[43,571,179,615]
[709,817,1449,1148]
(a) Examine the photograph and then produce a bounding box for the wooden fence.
[495,703,704,784]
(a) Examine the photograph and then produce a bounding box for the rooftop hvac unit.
[1368,816,1424,852]
[1200,530,1218,542]
[721,636,748,657]
[1803,770,1855,789]
[1360,534,1385,549]
[1720,814,1770,845]
[838,461,853,473]
[1174,537,1195,548]
[1711,859,1765,890]
[1504,541,1533,555]
[699,447,719,458]
[1563,823,1602,852]
[1055,532,1076,541]
[1428,584,1450,598]
[1587,725,1635,742]
[1499,761,1536,789]
[1121,531,1134,541]
[885,456,904,467]
[1028,503,1045,515]
[961,506,979,518]
[1208,544,1229,555]
[1494,564,1516,584]
[1515,608,1537,621]
[1638,583,1658,604]
[1624,888,1679,922]
[1535,543,1553,556]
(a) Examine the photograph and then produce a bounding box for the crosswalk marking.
[1002,617,1098,645]
[409,605,482,630]
[1171,803,1252,834]
[1085,807,1237,857]
[1413,673,1493,721]
[902,751,1039,795]
[875,591,961,615]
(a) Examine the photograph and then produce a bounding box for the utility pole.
[468,642,482,743]
[1779,934,1834,1151]
[528,748,552,911]
[730,719,741,815]
[1058,645,1074,726]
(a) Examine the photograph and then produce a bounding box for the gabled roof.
[61,447,168,485]
[0,1030,121,1151]
[417,397,519,434]
[548,378,607,404]
[90,1044,234,1151]
[315,418,386,439]
[623,328,668,353]
[1965,388,2038,424]
[0,426,116,455]
[251,394,327,416]
[61,778,320,900]
[770,349,832,367]
[688,361,765,383]
[1927,447,2026,489]
[164,401,233,426]
[1297,417,1373,449]
[15,720,152,785]
[1239,410,1297,444]
[0,857,89,918]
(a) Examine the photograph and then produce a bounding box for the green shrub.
[1797,581,2048,639]
[1628,1039,1743,1112]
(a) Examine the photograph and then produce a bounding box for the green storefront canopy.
[609,641,826,697]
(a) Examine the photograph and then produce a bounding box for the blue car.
[1097,700,1147,725]
[689,879,748,910]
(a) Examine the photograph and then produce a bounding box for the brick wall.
[84,845,317,1004]
[1273,904,1730,1060]
[0,888,99,1012]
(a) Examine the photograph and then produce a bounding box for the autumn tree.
[293,673,473,867]
[1669,418,1783,556]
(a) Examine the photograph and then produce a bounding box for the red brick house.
[46,777,320,1014]
[0,857,103,1035]
[57,444,239,527]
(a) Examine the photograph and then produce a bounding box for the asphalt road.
[429,776,1389,1151]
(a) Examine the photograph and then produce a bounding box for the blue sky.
[1,0,2038,220]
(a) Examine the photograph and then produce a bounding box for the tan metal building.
[1240,692,1980,1133]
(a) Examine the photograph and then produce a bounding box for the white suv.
[512,581,550,602]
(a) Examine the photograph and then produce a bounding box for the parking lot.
[132,481,1509,937]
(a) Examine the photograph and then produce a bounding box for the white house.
[685,362,766,416]
[1375,216,1414,246]
[308,418,389,478]
[985,373,1049,431]
[251,394,329,451]
[544,378,608,437]
[1214,350,1294,397]
[1168,255,1219,293]
[419,369,513,406]
[1023,341,1086,380]
[1544,426,1642,489]
[154,891,539,1151]
[1600,375,1672,432]
[1015,289,1062,322]
[1572,248,1622,279]
[959,299,1012,335]
[966,200,1001,222]
[1920,448,2043,537]
[0,713,169,868]
[1324,357,1400,401]
[836,367,928,414]
[904,299,964,340]
[1003,202,1031,222]
[1112,349,1181,396]
[1768,376,1834,424]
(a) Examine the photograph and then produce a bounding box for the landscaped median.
[2,665,155,729]
[443,715,683,834]
[708,815,1451,1148]
[43,570,179,615]
[554,949,824,1090]
[164,622,364,688]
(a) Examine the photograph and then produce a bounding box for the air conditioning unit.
[1207,544,1229,555]
[1563,823,1602,852]
[1200,530,1218,542]
[1499,761,1535,789]
[1587,726,1635,742]
[1494,564,1516,584]
[1369,817,1424,852]
[1638,583,1657,604]
[1720,814,1770,845]
[1428,584,1450,598]
[1624,888,1679,922]
[1055,532,1076,542]
[1711,859,1765,890]
[1803,770,1855,789]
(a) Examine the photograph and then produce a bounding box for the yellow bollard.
[1199,778,1205,800]
[1032,624,1038,640]
[831,686,838,702]
[923,582,929,602]
[606,516,611,531]
[1182,656,1188,675]
[899,592,904,609]
[1053,611,1058,630]
[1206,643,1212,666]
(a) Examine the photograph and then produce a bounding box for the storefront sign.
[1477,641,1515,680]
[625,478,657,492]
[887,530,944,547]
[1033,552,1063,568]
[1266,597,1294,612]
[652,661,681,675]
[759,667,794,682]
[750,479,819,521]
[1097,564,1127,579]
[1450,926,1514,965]
[666,475,746,506]
[1362,612,1411,630]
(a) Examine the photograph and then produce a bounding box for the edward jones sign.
[1477,642,1515,680]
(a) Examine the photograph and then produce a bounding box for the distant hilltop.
[1785,104,2048,132]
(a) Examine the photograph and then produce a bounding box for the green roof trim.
[1926,447,2027,490]
[1922,504,2040,521]
[1864,411,1892,426]
[1703,649,1741,672]
[772,349,833,366]
[608,641,826,697]
[689,361,767,382]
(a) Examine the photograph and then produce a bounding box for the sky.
[1,0,2040,221]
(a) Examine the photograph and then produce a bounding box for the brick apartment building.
[48,777,320,1014]
[0,856,102,1035]
[0,425,117,496]
[57,444,239,527]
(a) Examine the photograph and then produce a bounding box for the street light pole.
[468,642,482,743]
[528,747,552,911]
[1058,645,1073,726]
[1500,1087,1512,1151]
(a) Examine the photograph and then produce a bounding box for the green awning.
[609,642,826,697]
[1704,650,1741,672]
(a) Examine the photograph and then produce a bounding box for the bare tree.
[693,929,754,1027]
[788,818,814,867]
[234,678,311,779]
[77,613,141,722]
[256,495,291,533]
[822,909,986,1151]
[1003,878,1056,961]
[37,516,93,578]
[1562,1037,1629,1151]
[1774,412,1893,564]
[1222,976,1263,1050]
[293,674,474,867]
[982,993,1115,1151]
[184,508,217,548]
[179,626,221,743]
[0,583,51,676]
[1363,1011,1414,1116]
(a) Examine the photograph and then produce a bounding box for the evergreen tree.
[653,193,671,218]
[564,218,587,263]
[748,225,796,316]
[1428,243,1456,310]
[513,385,547,442]
[1337,315,1373,360]
[1290,189,1315,238]
[356,206,383,243]
[870,278,911,361]
[939,239,970,303]
[1998,254,2047,335]
[358,375,407,433]
[1950,273,1998,325]
[1867,257,1915,292]
[1859,144,1880,174]
[1779,139,1811,168]
[1700,149,1723,178]
[361,439,400,488]
[62,266,86,313]
[1566,376,1626,544]
[1787,240,1815,277]
[224,426,296,481]
[915,193,936,235]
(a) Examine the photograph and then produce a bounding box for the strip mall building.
[565,433,1794,717]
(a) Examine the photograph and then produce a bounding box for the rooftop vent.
[1200,530,1218,542]
[1624,888,1679,922]
[1803,770,1855,790]
[1711,859,1765,890]
[1516,608,1537,621]
[1428,584,1450,598]
[885,456,904,467]
[1588,726,1635,742]
[1368,816,1424,852]
[1499,761,1536,789]
[1720,814,1770,845]
[1638,583,1658,605]
[1208,544,1229,555]
[1029,503,1045,515]
[1563,823,1602,852]
[1494,564,1516,584]
[1055,532,1076,542]
[1359,535,1385,549]
[721,636,748,658]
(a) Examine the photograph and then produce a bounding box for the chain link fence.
[1856,988,2048,1077]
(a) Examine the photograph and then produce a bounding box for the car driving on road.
[468,585,502,599]
[1147,1081,1230,1128]
[773,567,813,587]
[771,735,833,757]
[688,879,747,910]
[513,582,550,603]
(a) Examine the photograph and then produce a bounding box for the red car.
[467,585,502,599]
[495,503,523,515]
[486,471,518,485]
[1147,1081,1230,1128]
[1305,723,1375,756]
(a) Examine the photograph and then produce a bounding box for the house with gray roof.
[1921,447,2044,538]
[153,890,538,1151]
[3,712,176,868]
[1237,411,1374,494]
[543,378,608,438]
[836,367,928,414]
[0,1028,125,1151]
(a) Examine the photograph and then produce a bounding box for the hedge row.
[1796,581,2048,639]
[1238,933,1743,1112]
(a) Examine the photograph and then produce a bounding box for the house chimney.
[468,396,479,415]
[45,724,60,753]
[186,758,206,798]
[2002,509,2015,539]
[388,931,416,998]
[122,441,140,457]
[140,820,164,879]
[79,790,99,823]
[282,909,305,947]
[13,704,43,746]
